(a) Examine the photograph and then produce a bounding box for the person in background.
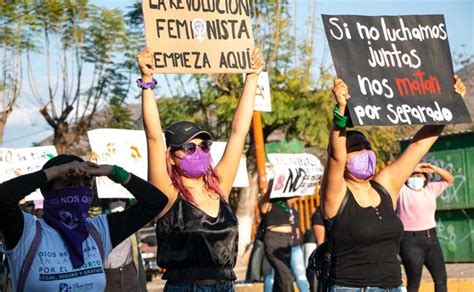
[398,162,453,292]
[104,199,148,292]
[264,198,309,292]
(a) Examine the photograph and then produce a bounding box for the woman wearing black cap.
[0,154,168,292]
[320,77,465,291]
[136,47,265,291]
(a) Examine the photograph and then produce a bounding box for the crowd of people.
[0,43,467,292]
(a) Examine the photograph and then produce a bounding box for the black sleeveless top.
[156,195,239,281]
[266,201,294,227]
[330,181,403,288]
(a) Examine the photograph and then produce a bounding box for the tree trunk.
[53,121,69,154]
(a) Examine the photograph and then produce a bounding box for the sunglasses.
[173,140,213,155]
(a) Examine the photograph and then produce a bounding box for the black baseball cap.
[164,121,212,147]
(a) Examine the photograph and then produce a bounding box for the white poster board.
[210,142,249,187]
[254,72,272,112]
[267,153,323,199]
[88,129,249,198]
[0,146,58,201]
[243,71,272,112]
[88,129,148,199]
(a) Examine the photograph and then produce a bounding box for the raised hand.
[137,48,155,79]
[249,48,265,76]
[454,75,467,98]
[332,78,350,112]
[415,162,436,173]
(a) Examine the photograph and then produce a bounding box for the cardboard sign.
[142,0,255,74]
[322,15,471,126]
[88,128,249,198]
[267,153,323,199]
[0,146,58,201]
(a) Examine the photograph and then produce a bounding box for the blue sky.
[3,0,473,148]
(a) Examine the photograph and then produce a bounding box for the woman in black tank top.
[320,77,466,291]
[137,48,265,291]
[260,177,295,292]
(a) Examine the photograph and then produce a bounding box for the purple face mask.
[348,150,376,180]
[43,186,93,269]
[178,148,211,178]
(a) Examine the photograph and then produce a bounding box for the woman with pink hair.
[136,48,265,291]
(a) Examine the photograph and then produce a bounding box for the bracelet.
[136,77,157,90]
[108,165,130,184]
[333,105,348,128]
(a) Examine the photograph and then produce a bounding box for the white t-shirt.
[3,212,112,292]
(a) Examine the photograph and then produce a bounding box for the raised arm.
[215,49,265,195]
[375,76,466,203]
[320,79,350,219]
[137,48,175,198]
[96,167,168,248]
[417,162,454,185]
[0,161,88,249]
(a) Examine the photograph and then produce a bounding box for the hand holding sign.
[332,78,351,114]
[137,48,155,80]
[454,75,466,98]
[248,48,265,76]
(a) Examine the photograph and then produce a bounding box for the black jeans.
[399,229,447,292]
[264,231,294,292]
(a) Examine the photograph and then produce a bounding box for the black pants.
[264,231,294,292]
[105,262,143,292]
[399,229,447,292]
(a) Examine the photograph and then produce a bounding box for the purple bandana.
[42,186,93,269]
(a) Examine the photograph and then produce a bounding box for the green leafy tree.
[0,1,37,145]
[24,1,128,153]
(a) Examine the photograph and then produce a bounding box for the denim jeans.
[264,245,310,292]
[399,229,447,292]
[328,284,403,292]
[164,280,234,292]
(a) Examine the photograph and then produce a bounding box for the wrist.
[137,77,157,90]
[245,72,259,80]
[333,105,348,128]
[108,165,130,184]
[142,75,153,82]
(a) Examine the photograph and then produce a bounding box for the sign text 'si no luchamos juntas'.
[322,15,471,126]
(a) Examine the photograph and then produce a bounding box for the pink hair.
[166,150,226,205]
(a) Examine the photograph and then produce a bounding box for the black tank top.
[266,201,294,227]
[330,181,403,288]
[155,195,239,281]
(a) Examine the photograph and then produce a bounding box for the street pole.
[252,111,267,194]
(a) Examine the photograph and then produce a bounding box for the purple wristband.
[136,78,157,90]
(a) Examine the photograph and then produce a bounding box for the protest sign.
[0,146,57,201]
[243,71,272,112]
[142,0,255,74]
[267,153,323,199]
[322,15,471,126]
[88,128,249,198]
[88,129,148,199]
[210,141,249,187]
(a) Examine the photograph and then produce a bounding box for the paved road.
[147,263,474,291]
